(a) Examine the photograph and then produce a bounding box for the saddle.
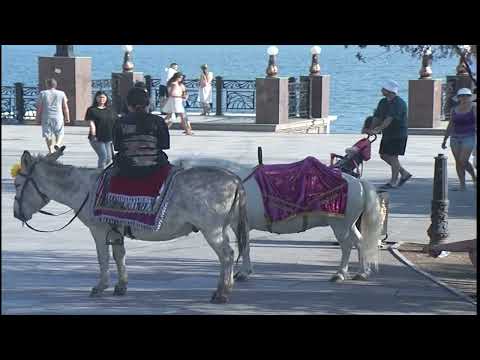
[253,156,348,223]
[92,164,181,231]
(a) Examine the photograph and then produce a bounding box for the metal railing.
[2,77,454,124]
[1,86,16,121]
[148,77,256,114]
[288,77,311,118]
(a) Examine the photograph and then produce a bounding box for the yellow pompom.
[10,163,22,178]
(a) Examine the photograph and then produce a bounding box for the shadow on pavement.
[2,249,475,315]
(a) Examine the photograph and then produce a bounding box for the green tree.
[346,45,476,86]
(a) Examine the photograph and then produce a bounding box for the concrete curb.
[388,245,477,306]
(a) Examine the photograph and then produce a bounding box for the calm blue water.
[1,45,459,133]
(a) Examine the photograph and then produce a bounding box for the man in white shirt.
[36,78,70,153]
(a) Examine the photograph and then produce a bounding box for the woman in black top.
[85,91,117,168]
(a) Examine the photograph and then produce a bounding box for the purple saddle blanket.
[253,156,348,222]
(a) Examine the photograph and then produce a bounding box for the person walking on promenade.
[179,74,194,135]
[162,72,193,135]
[366,80,412,189]
[113,87,170,178]
[160,63,179,115]
[35,78,70,154]
[198,64,213,116]
[441,87,477,191]
[86,90,117,169]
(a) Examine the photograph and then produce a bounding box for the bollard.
[428,153,449,245]
[215,76,223,116]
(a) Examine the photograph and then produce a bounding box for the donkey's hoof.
[89,287,105,297]
[352,273,368,281]
[330,273,345,282]
[113,284,127,296]
[234,271,250,282]
[210,291,229,304]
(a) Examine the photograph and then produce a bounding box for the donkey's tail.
[359,178,382,271]
[234,181,249,264]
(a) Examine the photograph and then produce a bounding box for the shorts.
[450,135,475,150]
[379,137,407,156]
[42,119,64,139]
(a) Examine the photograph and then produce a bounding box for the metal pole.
[215,76,223,116]
[428,153,449,245]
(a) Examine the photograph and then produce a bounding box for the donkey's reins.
[15,158,90,233]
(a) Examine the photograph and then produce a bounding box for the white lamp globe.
[267,46,279,56]
[122,45,133,53]
[310,46,321,55]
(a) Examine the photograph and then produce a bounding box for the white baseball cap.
[453,88,473,101]
[382,80,399,95]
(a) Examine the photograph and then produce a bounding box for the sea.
[1,45,460,133]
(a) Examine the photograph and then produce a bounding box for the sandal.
[397,174,413,187]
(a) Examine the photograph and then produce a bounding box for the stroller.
[329,134,377,178]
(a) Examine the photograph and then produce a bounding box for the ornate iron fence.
[23,86,39,120]
[223,80,255,112]
[288,77,311,118]
[1,86,16,121]
[149,78,255,114]
[91,79,112,100]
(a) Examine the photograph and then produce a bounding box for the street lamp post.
[419,47,433,79]
[55,45,74,57]
[456,45,471,76]
[122,45,134,72]
[266,46,279,78]
[309,46,321,76]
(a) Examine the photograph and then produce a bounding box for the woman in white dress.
[198,64,213,116]
[163,72,193,135]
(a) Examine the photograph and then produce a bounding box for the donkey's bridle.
[14,161,89,232]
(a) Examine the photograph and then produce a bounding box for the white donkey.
[174,157,383,282]
[13,147,252,303]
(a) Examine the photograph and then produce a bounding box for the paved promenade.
[1,125,476,314]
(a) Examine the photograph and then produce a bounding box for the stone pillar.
[408,79,442,128]
[38,56,92,123]
[111,71,145,114]
[304,75,330,118]
[255,77,289,124]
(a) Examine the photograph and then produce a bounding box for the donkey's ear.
[21,151,33,169]
[48,145,66,161]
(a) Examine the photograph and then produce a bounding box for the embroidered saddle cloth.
[92,164,180,231]
[253,156,348,222]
